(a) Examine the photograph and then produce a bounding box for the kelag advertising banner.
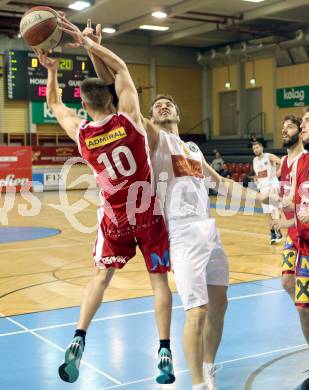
[276,85,309,108]
[32,101,89,124]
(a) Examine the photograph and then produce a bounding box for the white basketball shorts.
[168,217,229,310]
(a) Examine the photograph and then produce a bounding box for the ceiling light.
[225,65,231,89]
[152,11,167,19]
[225,45,232,55]
[210,49,216,59]
[242,0,265,2]
[68,1,91,10]
[102,27,116,34]
[250,60,256,86]
[139,25,169,31]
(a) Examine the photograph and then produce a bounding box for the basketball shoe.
[156,347,175,384]
[58,336,85,383]
[302,375,309,390]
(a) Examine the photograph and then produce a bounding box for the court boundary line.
[101,344,308,389]
[0,312,122,385]
[0,289,285,337]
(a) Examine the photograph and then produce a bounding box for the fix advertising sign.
[0,146,32,192]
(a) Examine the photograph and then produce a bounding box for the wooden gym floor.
[0,190,283,317]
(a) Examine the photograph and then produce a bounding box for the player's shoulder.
[300,150,309,163]
[186,141,201,154]
[79,119,89,129]
[281,154,288,164]
[118,112,146,136]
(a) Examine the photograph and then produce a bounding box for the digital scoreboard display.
[7,50,96,102]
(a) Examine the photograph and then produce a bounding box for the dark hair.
[252,141,263,147]
[80,78,111,110]
[283,114,302,132]
[149,94,180,116]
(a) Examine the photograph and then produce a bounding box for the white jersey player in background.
[252,141,282,244]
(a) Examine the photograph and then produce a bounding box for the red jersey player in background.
[282,109,309,390]
[36,20,175,385]
[273,115,306,300]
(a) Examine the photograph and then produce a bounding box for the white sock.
[203,362,215,372]
[192,383,207,390]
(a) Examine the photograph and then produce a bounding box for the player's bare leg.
[299,308,309,389]
[203,285,228,362]
[149,273,172,339]
[59,267,115,383]
[149,273,175,384]
[203,285,228,390]
[183,305,207,386]
[282,274,295,300]
[77,267,115,330]
[298,308,309,344]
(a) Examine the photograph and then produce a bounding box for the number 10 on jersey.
[97,146,137,179]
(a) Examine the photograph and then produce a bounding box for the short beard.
[153,118,179,125]
[283,133,299,148]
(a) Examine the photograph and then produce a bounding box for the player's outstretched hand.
[297,207,309,223]
[59,16,85,48]
[35,50,59,71]
[82,19,102,44]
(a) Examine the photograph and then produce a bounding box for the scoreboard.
[7,50,96,102]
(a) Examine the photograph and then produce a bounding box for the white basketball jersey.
[152,130,210,221]
[253,153,279,189]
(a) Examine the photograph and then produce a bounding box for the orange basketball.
[20,6,63,50]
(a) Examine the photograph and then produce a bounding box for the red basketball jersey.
[295,152,309,255]
[78,113,153,228]
[281,154,305,241]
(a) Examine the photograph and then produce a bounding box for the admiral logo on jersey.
[85,127,127,149]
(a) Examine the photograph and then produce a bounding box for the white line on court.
[0,312,122,385]
[100,344,308,389]
[0,289,285,337]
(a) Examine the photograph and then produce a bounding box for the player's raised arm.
[81,20,118,107]
[141,117,160,153]
[61,18,142,128]
[82,20,115,85]
[37,52,82,142]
